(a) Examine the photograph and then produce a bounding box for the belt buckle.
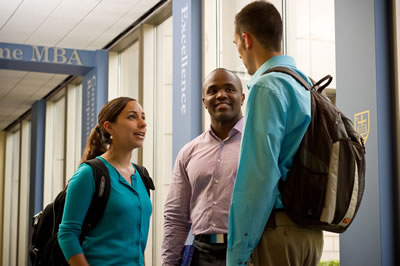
[210,233,224,244]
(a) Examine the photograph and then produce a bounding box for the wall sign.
[354,110,370,143]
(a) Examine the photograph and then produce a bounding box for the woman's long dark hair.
[80,97,136,163]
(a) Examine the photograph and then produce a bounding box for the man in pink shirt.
[162,68,245,266]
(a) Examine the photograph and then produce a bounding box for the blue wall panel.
[335,0,397,265]
[81,50,108,152]
[29,100,46,225]
[172,0,202,163]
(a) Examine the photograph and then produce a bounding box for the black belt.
[194,233,227,244]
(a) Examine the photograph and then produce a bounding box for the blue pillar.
[172,0,202,163]
[29,100,46,226]
[335,0,397,265]
[172,0,202,246]
[81,50,108,153]
[374,1,397,264]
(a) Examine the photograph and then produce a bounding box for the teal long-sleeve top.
[58,157,152,265]
[227,55,312,265]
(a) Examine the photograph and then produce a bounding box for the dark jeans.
[191,239,227,266]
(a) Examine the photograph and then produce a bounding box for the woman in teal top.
[58,97,152,266]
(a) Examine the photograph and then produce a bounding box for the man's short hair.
[203,68,243,94]
[235,1,282,52]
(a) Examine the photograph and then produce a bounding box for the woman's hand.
[68,253,89,266]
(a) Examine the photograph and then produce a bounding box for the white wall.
[2,130,20,266]
[18,121,31,266]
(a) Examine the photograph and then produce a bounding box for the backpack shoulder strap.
[80,158,111,239]
[264,66,333,93]
[263,66,312,90]
[133,163,155,196]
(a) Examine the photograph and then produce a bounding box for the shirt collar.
[208,117,244,141]
[232,117,244,135]
[247,55,297,89]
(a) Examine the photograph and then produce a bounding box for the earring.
[110,135,113,140]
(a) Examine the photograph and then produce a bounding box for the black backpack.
[29,158,155,265]
[265,67,366,233]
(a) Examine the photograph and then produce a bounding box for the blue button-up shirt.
[58,157,152,265]
[227,55,311,265]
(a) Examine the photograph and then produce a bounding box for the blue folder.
[180,244,195,266]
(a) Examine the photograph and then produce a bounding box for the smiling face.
[105,100,147,150]
[202,69,244,125]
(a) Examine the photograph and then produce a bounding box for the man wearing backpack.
[227,2,323,266]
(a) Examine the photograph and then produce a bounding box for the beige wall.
[0,131,6,261]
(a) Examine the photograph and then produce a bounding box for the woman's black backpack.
[29,158,155,265]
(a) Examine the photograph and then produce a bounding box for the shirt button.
[244,233,248,236]
[212,201,217,205]
[215,180,219,184]
[212,223,216,227]
[217,159,221,162]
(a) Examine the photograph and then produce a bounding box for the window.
[109,40,141,163]
[152,16,173,265]
[2,129,20,266]
[65,83,82,182]
[18,120,31,266]
[43,94,66,206]
[141,14,173,266]
[286,0,336,104]
[120,42,140,100]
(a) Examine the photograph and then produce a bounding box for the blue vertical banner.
[172,0,202,163]
[81,50,108,152]
[82,69,98,149]
[29,100,46,237]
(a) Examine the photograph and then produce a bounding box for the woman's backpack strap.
[133,163,155,196]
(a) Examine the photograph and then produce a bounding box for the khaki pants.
[249,212,323,266]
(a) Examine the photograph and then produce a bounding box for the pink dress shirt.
[161,118,243,265]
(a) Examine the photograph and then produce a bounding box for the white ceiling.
[0,0,162,130]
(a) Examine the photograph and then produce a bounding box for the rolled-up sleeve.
[161,150,192,266]
[58,164,95,261]
[227,85,286,265]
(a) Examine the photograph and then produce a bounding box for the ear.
[202,97,207,109]
[103,121,112,135]
[242,33,252,49]
[241,93,245,105]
